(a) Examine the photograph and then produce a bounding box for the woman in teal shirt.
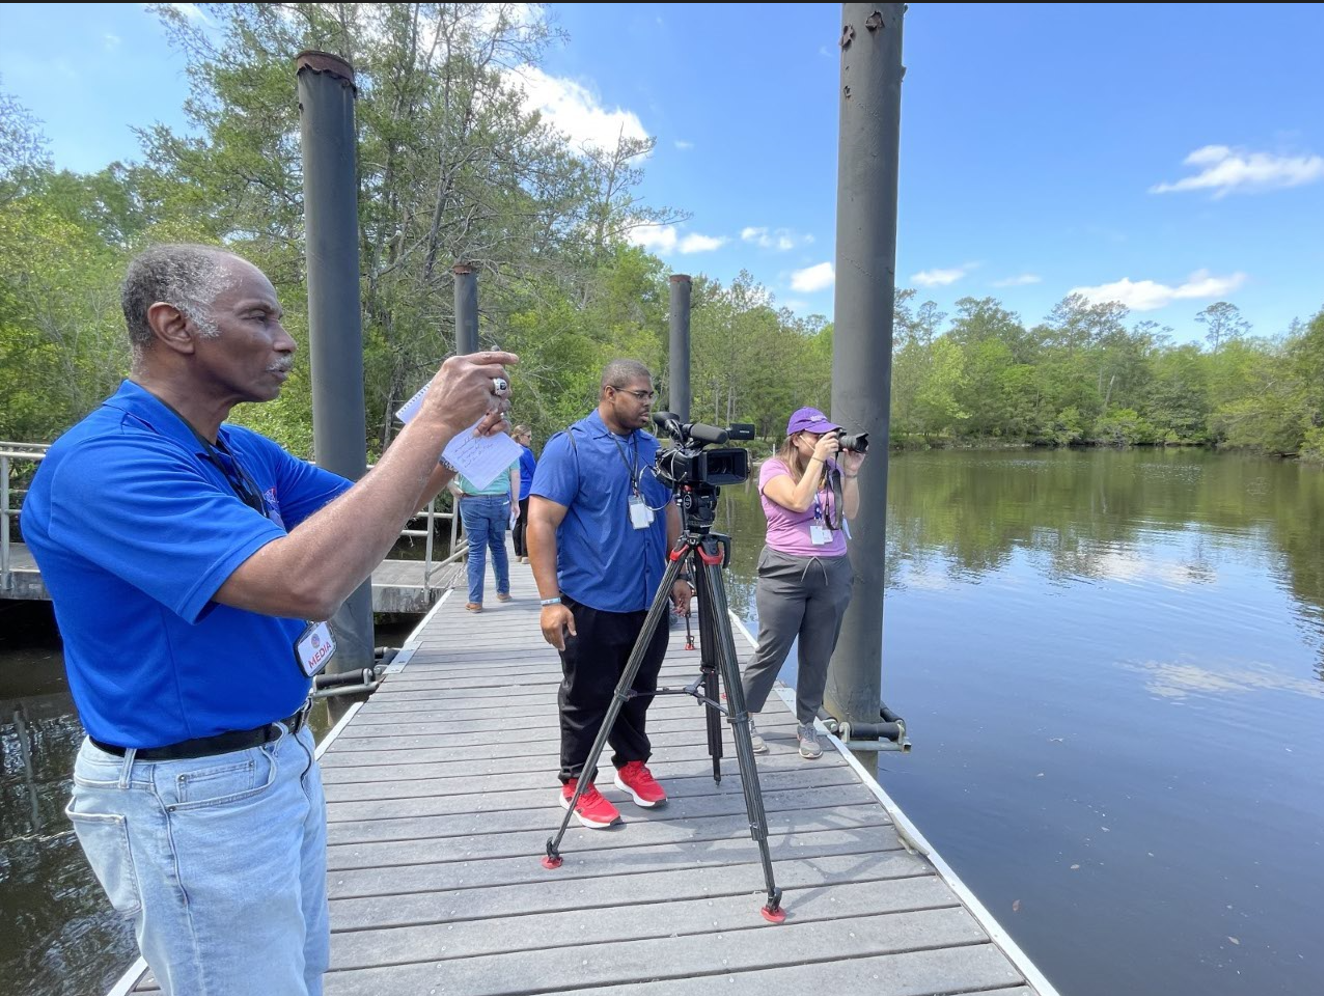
[451,458,520,611]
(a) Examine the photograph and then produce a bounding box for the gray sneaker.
[797,723,823,759]
[748,719,769,754]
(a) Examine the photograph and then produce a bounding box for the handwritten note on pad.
[441,422,520,490]
[396,385,518,491]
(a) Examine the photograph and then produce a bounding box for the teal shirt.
[457,463,517,497]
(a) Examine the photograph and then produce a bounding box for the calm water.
[3,449,1322,996]
[0,607,416,996]
[725,448,1324,996]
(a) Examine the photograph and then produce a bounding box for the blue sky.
[3,3,1322,343]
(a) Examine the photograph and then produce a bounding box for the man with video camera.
[527,360,692,828]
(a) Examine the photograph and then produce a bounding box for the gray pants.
[741,547,854,725]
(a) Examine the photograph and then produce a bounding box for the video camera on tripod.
[542,410,787,923]
[651,412,755,488]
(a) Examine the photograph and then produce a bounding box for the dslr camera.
[831,428,870,454]
[652,413,755,489]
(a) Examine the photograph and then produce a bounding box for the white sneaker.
[797,723,823,759]
[748,719,769,754]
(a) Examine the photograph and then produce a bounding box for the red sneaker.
[559,779,621,829]
[613,761,668,808]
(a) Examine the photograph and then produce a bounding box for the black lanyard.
[204,435,268,517]
[824,466,844,530]
[150,393,269,517]
[609,431,641,493]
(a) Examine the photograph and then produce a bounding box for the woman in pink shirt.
[741,407,867,758]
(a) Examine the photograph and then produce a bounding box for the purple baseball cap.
[786,407,842,436]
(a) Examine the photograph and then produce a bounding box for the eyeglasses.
[611,387,656,401]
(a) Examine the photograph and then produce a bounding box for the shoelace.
[568,782,603,804]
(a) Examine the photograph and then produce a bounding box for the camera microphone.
[685,423,729,445]
[652,413,728,445]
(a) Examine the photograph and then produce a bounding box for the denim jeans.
[459,494,511,604]
[66,723,329,996]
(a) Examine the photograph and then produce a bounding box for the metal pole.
[2,454,10,591]
[825,5,905,760]
[453,263,479,354]
[296,50,373,687]
[669,274,692,422]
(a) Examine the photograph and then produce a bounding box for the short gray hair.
[600,359,652,392]
[122,244,239,352]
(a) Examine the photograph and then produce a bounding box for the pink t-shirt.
[758,457,848,557]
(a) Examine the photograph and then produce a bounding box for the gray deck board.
[122,559,1050,996]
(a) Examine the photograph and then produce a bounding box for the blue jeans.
[66,723,329,996]
[460,494,511,604]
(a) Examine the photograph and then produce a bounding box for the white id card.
[810,524,832,545]
[295,621,337,678]
[629,496,652,530]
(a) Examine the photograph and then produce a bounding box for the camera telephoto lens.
[836,431,869,454]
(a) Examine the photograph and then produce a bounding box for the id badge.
[810,524,832,546]
[294,621,337,678]
[628,495,652,530]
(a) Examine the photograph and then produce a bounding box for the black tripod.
[541,482,785,923]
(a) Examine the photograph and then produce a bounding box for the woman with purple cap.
[741,406,866,758]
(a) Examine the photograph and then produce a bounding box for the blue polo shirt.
[531,410,671,613]
[21,381,352,747]
[518,445,537,500]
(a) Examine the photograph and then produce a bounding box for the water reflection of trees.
[1,695,135,996]
[718,450,1324,648]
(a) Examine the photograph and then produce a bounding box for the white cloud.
[103,33,122,50]
[628,225,678,253]
[168,3,208,21]
[509,65,649,152]
[992,273,1042,288]
[791,262,835,293]
[674,139,694,151]
[679,233,727,254]
[627,227,726,255]
[912,266,969,288]
[1069,269,1247,311]
[741,226,812,251]
[1150,145,1324,198]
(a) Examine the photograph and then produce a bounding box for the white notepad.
[395,385,519,491]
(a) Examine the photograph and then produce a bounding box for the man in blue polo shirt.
[21,244,516,996]
[527,359,691,829]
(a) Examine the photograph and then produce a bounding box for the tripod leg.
[543,551,688,870]
[700,557,786,922]
[695,567,724,783]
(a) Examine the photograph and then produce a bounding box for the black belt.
[91,701,312,762]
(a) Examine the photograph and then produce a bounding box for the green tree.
[1195,301,1251,352]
